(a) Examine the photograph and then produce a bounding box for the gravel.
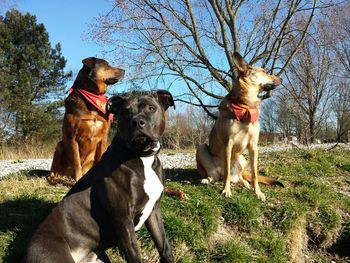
[0,154,196,178]
[0,143,348,178]
[0,159,52,178]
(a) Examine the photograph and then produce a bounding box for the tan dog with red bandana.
[196,52,283,201]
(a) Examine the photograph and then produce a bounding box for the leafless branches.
[89,0,334,116]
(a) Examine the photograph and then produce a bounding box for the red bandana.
[230,102,259,123]
[69,88,112,121]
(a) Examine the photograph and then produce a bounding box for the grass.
[0,143,57,160]
[1,149,350,262]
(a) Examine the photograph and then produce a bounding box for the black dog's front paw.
[160,251,173,263]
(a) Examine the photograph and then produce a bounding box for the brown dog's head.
[73,57,125,95]
[229,52,282,105]
[106,90,175,156]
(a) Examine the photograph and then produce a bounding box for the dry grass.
[287,215,308,263]
[0,143,57,160]
[0,142,197,160]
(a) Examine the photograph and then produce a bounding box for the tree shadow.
[0,197,55,262]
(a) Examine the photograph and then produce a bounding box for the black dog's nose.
[133,117,146,129]
[139,119,146,127]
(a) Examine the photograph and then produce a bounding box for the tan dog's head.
[229,52,282,106]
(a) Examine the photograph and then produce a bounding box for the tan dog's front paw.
[255,189,266,202]
[222,188,232,198]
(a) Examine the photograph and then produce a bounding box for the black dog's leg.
[116,221,143,263]
[97,251,112,263]
[145,204,173,263]
[81,251,111,263]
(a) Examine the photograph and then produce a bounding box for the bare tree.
[162,105,212,149]
[257,1,350,145]
[88,0,338,117]
[327,2,350,143]
[283,19,335,144]
[328,2,350,76]
[260,99,278,137]
[332,80,350,142]
[274,94,296,140]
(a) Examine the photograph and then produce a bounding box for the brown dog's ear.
[232,52,249,75]
[156,90,175,110]
[82,57,97,69]
[106,96,125,118]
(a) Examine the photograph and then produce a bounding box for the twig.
[174,98,218,108]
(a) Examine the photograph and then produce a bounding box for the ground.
[0,149,350,262]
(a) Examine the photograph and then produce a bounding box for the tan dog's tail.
[241,172,284,187]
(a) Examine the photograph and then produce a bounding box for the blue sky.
[1,0,189,114]
[3,0,118,87]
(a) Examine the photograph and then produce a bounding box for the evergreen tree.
[0,9,72,143]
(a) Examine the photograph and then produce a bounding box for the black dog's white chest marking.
[135,156,164,231]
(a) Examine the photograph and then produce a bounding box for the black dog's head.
[74,57,125,95]
[106,90,175,156]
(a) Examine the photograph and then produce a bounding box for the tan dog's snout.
[115,68,125,79]
[273,76,282,86]
[262,75,282,91]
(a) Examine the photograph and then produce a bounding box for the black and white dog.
[23,90,175,263]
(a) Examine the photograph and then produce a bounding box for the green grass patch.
[1,149,350,262]
[212,238,254,262]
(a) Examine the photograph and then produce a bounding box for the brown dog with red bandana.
[48,57,124,184]
[196,52,283,201]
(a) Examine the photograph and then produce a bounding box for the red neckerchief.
[230,102,259,123]
[69,88,112,121]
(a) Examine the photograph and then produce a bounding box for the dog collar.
[230,102,259,123]
[69,88,112,121]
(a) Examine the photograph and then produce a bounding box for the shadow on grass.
[164,168,202,185]
[26,168,203,184]
[0,197,55,263]
[27,169,50,178]
[328,222,350,257]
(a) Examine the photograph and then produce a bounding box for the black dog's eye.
[148,105,156,112]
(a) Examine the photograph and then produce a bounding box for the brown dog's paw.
[46,173,75,187]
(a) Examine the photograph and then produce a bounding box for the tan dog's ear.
[232,52,249,75]
[82,57,97,69]
[156,90,175,110]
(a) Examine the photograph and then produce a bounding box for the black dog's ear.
[82,57,97,69]
[156,90,175,110]
[106,96,125,118]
